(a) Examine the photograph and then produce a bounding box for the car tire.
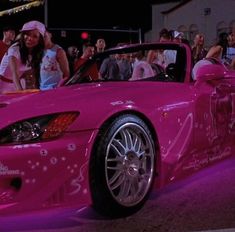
[90,114,156,217]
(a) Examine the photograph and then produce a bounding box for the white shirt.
[130,58,154,81]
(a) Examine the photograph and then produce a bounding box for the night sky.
[47,0,152,47]
[47,0,152,32]
[0,0,152,48]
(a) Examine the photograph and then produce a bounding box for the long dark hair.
[16,32,45,87]
[217,32,229,58]
[18,32,44,67]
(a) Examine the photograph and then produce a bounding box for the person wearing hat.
[0,20,45,93]
[169,30,184,43]
[173,31,184,42]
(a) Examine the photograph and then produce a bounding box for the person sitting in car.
[129,50,154,81]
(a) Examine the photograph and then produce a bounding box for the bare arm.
[206,45,222,59]
[56,48,70,79]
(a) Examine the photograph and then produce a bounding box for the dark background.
[0,0,152,49]
[47,1,151,30]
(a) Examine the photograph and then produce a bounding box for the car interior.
[65,43,189,86]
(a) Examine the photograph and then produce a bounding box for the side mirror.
[193,62,226,82]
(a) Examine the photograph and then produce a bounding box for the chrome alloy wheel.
[105,122,155,207]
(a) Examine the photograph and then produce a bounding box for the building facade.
[146,0,235,47]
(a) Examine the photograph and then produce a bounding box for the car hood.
[0,82,193,130]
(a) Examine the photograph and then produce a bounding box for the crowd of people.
[0,20,235,94]
[0,20,110,94]
[0,20,63,93]
[191,30,235,80]
[148,28,235,80]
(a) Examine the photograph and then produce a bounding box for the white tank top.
[40,44,63,90]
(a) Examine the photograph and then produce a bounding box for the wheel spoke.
[118,178,131,200]
[134,134,142,153]
[125,129,134,149]
[110,140,125,156]
[108,169,123,185]
[109,173,125,190]
[131,177,139,195]
[119,129,129,149]
[106,156,123,163]
[139,150,145,157]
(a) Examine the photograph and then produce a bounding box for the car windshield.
[66,43,189,86]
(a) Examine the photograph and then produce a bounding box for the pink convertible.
[0,42,234,217]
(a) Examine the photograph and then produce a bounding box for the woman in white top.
[129,50,154,81]
[0,20,45,93]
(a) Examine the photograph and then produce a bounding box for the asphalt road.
[1,157,235,232]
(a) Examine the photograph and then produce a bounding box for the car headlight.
[0,112,79,144]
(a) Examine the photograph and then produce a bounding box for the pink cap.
[20,20,46,37]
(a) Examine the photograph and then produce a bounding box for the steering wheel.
[165,63,177,81]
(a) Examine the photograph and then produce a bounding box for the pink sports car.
[0,42,234,217]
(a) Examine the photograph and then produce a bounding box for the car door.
[193,75,235,165]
